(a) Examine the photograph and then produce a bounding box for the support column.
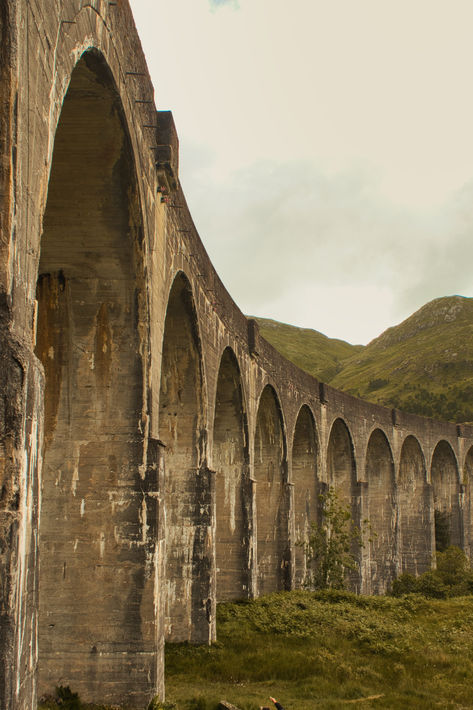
[0,332,44,710]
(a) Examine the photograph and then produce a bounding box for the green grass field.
[165,590,473,710]
[39,590,473,710]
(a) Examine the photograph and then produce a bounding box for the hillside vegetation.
[254,317,363,382]
[165,590,473,710]
[38,590,473,710]
[255,295,473,423]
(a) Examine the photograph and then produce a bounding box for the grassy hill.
[253,317,363,382]
[255,296,473,423]
[165,590,473,710]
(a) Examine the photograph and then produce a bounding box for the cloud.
[209,0,239,11]
[181,149,473,344]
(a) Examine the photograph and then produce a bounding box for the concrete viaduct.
[1,1,473,708]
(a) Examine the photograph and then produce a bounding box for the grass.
[165,590,473,710]
[38,590,473,709]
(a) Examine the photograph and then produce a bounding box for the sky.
[129,0,473,344]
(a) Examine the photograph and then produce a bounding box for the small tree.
[301,487,366,590]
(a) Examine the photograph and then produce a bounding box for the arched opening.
[35,52,150,704]
[213,348,249,600]
[159,272,208,642]
[254,385,288,595]
[464,447,473,563]
[326,418,359,589]
[326,419,356,507]
[431,441,461,551]
[365,429,395,594]
[292,405,318,588]
[398,436,432,575]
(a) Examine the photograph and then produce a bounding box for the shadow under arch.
[254,384,289,595]
[398,435,432,576]
[365,428,395,594]
[35,50,154,705]
[292,404,319,588]
[326,417,359,589]
[212,346,250,601]
[158,270,212,644]
[431,440,461,551]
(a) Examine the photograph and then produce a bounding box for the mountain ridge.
[254,295,473,423]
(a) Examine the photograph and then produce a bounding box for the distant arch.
[326,418,356,506]
[254,385,289,595]
[365,429,395,593]
[159,271,207,642]
[398,436,432,575]
[430,441,461,551]
[292,405,319,588]
[213,347,249,600]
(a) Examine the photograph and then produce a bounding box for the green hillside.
[253,317,363,382]
[255,296,473,423]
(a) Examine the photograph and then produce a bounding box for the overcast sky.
[129,0,473,344]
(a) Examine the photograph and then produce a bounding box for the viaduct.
[1,1,473,708]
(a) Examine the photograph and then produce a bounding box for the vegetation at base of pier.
[38,585,473,709]
[299,488,367,591]
[391,546,473,599]
[164,590,473,709]
[256,295,473,423]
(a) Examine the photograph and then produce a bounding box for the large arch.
[292,405,319,588]
[158,272,211,643]
[254,385,288,595]
[398,436,432,575]
[326,418,359,589]
[365,429,395,594]
[213,347,249,601]
[431,441,461,551]
[35,51,154,705]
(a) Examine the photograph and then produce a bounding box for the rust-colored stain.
[35,272,66,451]
[94,302,112,388]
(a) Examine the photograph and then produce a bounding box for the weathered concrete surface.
[2,1,473,708]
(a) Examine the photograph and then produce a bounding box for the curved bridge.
[1,2,473,708]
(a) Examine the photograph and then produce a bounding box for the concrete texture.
[1,1,473,708]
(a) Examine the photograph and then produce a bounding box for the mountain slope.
[253,317,363,382]
[330,295,473,422]
[255,296,473,423]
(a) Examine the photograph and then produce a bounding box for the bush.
[390,573,419,596]
[390,546,473,599]
[416,571,447,599]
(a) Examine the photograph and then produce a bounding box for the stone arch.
[398,436,432,575]
[254,384,289,595]
[34,51,151,704]
[365,429,395,594]
[159,271,211,643]
[464,447,473,562]
[326,418,356,506]
[213,347,249,601]
[431,441,461,551]
[326,418,359,588]
[292,405,319,588]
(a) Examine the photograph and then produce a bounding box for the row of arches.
[26,43,473,706]
[159,272,473,632]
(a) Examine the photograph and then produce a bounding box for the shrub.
[300,488,366,590]
[390,546,473,599]
[390,573,419,596]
